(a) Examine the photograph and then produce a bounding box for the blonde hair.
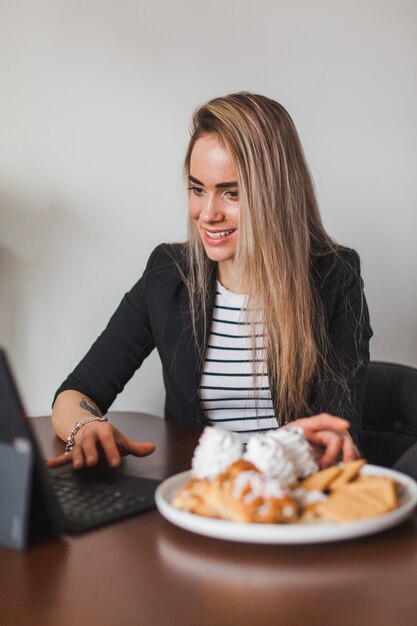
[183,92,345,425]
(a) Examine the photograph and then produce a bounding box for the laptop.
[0,348,160,550]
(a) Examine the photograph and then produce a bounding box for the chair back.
[362,361,417,467]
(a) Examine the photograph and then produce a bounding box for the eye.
[225,190,239,201]
[187,186,205,197]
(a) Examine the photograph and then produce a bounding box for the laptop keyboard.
[49,472,155,533]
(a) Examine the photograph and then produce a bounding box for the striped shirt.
[198,281,278,443]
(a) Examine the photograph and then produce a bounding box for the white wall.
[0,0,416,416]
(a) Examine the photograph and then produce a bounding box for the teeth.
[205,229,235,239]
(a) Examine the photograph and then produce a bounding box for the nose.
[200,193,224,223]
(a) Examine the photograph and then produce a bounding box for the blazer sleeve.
[311,249,373,447]
[53,246,163,414]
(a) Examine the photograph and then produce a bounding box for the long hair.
[183,92,345,425]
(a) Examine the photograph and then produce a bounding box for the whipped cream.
[243,434,297,487]
[268,427,318,479]
[232,471,286,503]
[191,427,243,480]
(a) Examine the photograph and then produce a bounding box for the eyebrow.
[188,174,238,189]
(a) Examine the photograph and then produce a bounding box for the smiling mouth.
[203,229,236,239]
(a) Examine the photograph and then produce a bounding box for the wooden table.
[1,412,417,626]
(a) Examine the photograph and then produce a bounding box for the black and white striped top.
[198,281,278,443]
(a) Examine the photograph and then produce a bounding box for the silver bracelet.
[65,416,108,453]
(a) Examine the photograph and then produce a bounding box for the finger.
[300,427,347,447]
[308,414,349,431]
[290,415,350,433]
[316,433,344,468]
[121,440,156,457]
[97,429,122,467]
[81,435,101,467]
[342,436,360,463]
[46,453,73,468]
[72,444,86,469]
[302,430,327,446]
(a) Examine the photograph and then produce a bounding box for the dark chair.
[362,361,417,470]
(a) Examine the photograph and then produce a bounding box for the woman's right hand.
[46,420,156,470]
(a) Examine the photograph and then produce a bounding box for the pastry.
[314,477,397,522]
[300,465,343,492]
[171,477,218,518]
[174,459,299,523]
[208,460,298,523]
[172,426,400,525]
[327,459,366,490]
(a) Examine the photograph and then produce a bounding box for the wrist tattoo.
[80,398,101,417]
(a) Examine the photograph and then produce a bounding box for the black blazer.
[55,244,372,445]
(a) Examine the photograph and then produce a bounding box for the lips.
[204,229,235,239]
[202,228,237,246]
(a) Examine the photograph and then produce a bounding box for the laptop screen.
[0,349,33,444]
[0,348,63,548]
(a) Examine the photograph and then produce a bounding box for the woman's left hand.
[288,413,360,468]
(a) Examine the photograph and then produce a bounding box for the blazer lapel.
[191,262,217,422]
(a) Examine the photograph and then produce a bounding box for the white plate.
[155,465,417,544]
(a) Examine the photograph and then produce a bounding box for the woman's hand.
[288,413,360,468]
[46,420,156,470]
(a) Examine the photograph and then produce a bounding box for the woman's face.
[188,134,239,285]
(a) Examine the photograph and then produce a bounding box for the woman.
[49,92,372,471]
